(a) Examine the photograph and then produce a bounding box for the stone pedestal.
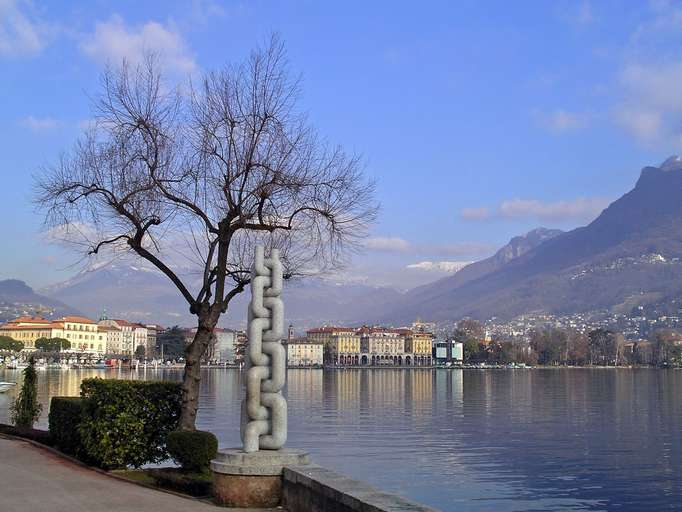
[211,448,309,508]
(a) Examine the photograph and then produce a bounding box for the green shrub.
[79,378,182,469]
[48,397,84,457]
[167,430,218,472]
[10,358,41,428]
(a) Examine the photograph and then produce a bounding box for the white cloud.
[81,15,196,73]
[364,237,493,259]
[498,197,610,222]
[20,115,58,132]
[0,0,49,57]
[534,109,587,133]
[612,3,682,146]
[614,107,662,143]
[406,261,471,273]
[364,236,410,252]
[460,206,491,221]
[548,109,585,132]
[462,197,611,224]
[189,0,228,25]
[614,62,682,144]
[558,1,597,27]
[575,1,597,25]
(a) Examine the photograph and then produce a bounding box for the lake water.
[1,367,680,511]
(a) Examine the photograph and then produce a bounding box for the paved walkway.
[0,437,278,512]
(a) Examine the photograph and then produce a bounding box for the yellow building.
[0,315,106,354]
[0,316,53,350]
[51,316,106,354]
[405,331,434,366]
[306,327,359,365]
[406,332,433,355]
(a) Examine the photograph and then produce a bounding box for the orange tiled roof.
[9,316,52,324]
[0,324,53,331]
[306,326,355,334]
[111,319,136,327]
[60,316,96,324]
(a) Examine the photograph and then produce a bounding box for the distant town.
[1,299,681,368]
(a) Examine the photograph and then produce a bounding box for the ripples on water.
[1,368,680,511]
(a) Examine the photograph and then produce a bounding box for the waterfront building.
[405,331,434,366]
[433,339,464,364]
[359,327,406,366]
[51,316,106,354]
[234,330,248,364]
[98,319,139,355]
[132,324,148,355]
[305,325,437,366]
[145,324,159,357]
[0,315,107,354]
[306,327,359,365]
[98,324,123,354]
[0,316,54,349]
[286,338,323,367]
[212,328,236,362]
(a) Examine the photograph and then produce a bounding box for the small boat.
[0,382,16,393]
[5,361,27,370]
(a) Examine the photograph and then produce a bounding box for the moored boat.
[0,382,16,393]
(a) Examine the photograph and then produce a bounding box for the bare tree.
[36,37,378,430]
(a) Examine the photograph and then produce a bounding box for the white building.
[286,339,323,367]
[98,319,143,355]
[98,324,123,354]
[212,329,236,362]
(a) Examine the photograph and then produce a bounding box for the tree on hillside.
[0,336,24,352]
[35,337,70,352]
[587,329,624,365]
[457,319,485,340]
[653,329,682,366]
[157,326,189,360]
[530,328,566,365]
[35,37,377,430]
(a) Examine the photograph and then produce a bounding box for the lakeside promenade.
[0,436,274,512]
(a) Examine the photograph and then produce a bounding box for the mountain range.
[378,156,682,323]
[0,279,78,321]
[7,157,682,329]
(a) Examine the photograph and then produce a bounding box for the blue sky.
[1,0,680,289]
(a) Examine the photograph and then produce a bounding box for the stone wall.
[282,465,438,512]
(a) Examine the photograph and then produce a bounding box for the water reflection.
[0,368,680,511]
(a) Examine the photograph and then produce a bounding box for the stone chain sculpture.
[240,246,287,453]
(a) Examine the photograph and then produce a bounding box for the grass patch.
[113,468,212,497]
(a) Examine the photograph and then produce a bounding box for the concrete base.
[211,448,309,508]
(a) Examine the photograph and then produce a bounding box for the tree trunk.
[178,312,218,431]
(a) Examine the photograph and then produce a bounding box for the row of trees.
[0,336,24,352]
[456,320,682,367]
[0,336,71,353]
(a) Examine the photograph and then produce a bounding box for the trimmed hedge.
[79,378,182,469]
[167,430,218,472]
[48,397,84,457]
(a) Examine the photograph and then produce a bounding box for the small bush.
[11,358,41,429]
[48,397,84,457]
[79,378,182,469]
[167,430,218,472]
